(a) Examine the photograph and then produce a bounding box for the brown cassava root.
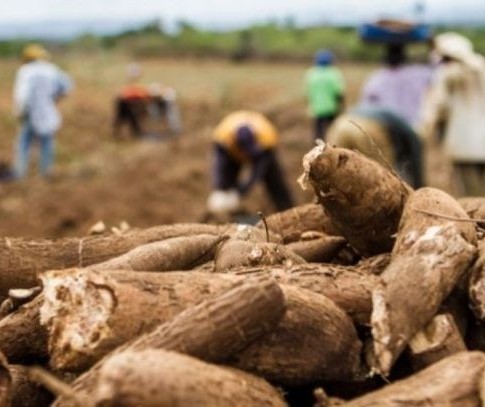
[344,352,485,406]
[93,349,287,407]
[52,278,286,406]
[371,188,477,376]
[0,223,228,299]
[299,143,412,256]
[41,269,243,371]
[257,203,341,242]
[230,285,362,385]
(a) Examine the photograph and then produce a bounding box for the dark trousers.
[213,147,294,211]
[113,98,148,138]
[350,106,424,188]
[314,113,337,141]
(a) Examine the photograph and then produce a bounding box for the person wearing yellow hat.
[21,44,50,62]
[421,32,485,196]
[12,43,72,178]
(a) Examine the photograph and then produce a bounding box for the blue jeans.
[14,123,55,178]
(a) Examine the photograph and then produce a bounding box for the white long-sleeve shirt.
[14,60,72,136]
[421,58,485,162]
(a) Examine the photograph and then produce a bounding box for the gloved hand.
[206,189,241,214]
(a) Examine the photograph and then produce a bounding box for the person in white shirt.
[13,44,72,178]
[421,33,485,196]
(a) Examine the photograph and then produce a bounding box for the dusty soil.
[0,56,450,238]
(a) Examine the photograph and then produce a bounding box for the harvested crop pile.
[0,145,484,406]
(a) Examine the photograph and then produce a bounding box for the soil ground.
[0,56,451,238]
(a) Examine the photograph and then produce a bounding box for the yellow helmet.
[22,44,50,62]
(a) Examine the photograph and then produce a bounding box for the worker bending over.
[208,111,294,215]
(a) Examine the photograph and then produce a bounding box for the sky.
[0,0,483,27]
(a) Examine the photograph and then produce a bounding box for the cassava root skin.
[8,364,54,407]
[229,285,362,385]
[285,235,347,263]
[371,225,476,376]
[44,266,363,385]
[1,260,378,367]
[408,313,467,371]
[393,187,477,252]
[52,278,286,406]
[299,143,412,256]
[41,269,242,371]
[93,349,287,407]
[0,223,228,299]
[89,234,227,272]
[231,263,379,325]
[257,203,341,242]
[371,188,477,376]
[214,240,306,272]
[344,351,485,406]
[469,239,485,321]
[0,352,53,407]
[0,295,48,364]
[459,196,485,228]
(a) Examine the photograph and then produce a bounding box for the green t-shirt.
[305,66,344,117]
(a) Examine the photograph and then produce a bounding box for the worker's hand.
[206,189,241,214]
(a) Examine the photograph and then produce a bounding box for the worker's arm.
[212,144,234,190]
[238,150,272,196]
[54,69,73,102]
[13,67,29,119]
[419,68,449,142]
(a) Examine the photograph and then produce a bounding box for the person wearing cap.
[421,32,485,196]
[208,111,294,214]
[13,43,72,178]
[304,49,345,141]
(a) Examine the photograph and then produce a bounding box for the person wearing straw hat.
[12,43,72,178]
[421,32,485,196]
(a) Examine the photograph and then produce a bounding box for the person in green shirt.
[305,50,345,141]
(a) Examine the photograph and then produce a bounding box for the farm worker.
[361,43,432,129]
[13,43,72,178]
[326,105,424,188]
[420,32,485,196]
[326,23,431,188]
[208,111,294,214]
[113,63,181,139]
[304,49,345,141]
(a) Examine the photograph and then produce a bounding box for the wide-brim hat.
[434,32,484,70]
[22,44,50,62]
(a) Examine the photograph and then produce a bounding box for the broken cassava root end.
[40,269,116,370]
[52,277,287,406]
[298,141,326,191]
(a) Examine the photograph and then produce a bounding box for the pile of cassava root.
[3,142,485,406]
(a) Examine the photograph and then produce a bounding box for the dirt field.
[0,55,450,238]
